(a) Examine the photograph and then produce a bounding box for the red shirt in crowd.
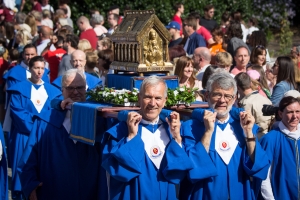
[1,8,15,22]
[196,26,213,42]
[43,48,66,82]
[0,58,9,85]
[172,14,183,36]
[79,29,98,50]
[32,2,42,12]
[118,16,124,25]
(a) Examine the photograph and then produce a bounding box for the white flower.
[132,92,137,96]
[124,98,128,103]
[173,90,179,96]
[111,92,116,97]
[179,87,185,92]
[119,95,123,99]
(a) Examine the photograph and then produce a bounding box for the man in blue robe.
[179,71,270,200]
[3,44,50,89]
[18,69,100,200]
[3,44,50,141]
[52,49,101,91]
[258,96,300,199]
[102,75,193,199]
[0,124,8,200]
[7,56,61,199]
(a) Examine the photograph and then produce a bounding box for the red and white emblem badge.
[219,140,230,151]
[150,145,162,158]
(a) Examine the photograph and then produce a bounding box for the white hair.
[140,75,168,98]
[61,68,86,87]
[206,71,237,94]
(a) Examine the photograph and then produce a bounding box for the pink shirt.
[231,67,246,76]
[93,25,108,36]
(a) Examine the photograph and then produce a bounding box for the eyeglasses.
[210,92,234,101]
[63,86,86,92]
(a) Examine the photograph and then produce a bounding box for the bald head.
[40,25,52,40]
[70,50,87,71]
[196,47,211,61]
[77,16,91,31]
[193,47,211,70]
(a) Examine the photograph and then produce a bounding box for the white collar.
[20,61,29,70]
[279,121,300,140]
[141,117,162,125]
[217,114,230,124]
[199,64,210,73]
[28,78,44,85]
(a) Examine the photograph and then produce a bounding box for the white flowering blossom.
[132,92,137,96]
[173,90,179,96]
[124,98,128,103]
[111,92,116,97]
[119,95,123,99]
[179,87,185,92]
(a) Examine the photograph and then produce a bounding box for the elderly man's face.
[77,21,84,32]
[62,73,86,102]
[234,47,250,68]
[71,52,86,71]
[139,82,167,122]
[192,51,201,70]
[206,83,236,119]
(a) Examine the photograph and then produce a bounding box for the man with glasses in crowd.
[183,17,206,56]
[18,69,100,199]
[200,4,218,32]
[179,71,269,199]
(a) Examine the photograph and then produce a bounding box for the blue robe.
[3,65,50,89]
[17,109,100,199]
[102,120,193,200]
[7,80,61,193]
[258,128,300,199]
[52,72,102,91]
[0,124,8,200]
[179,108,270,200]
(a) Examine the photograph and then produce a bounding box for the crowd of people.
[0,0,299,200]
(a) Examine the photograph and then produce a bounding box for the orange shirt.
[208,43,225,56]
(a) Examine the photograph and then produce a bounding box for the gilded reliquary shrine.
[109,9,174,76]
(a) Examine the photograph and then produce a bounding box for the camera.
[262,104,279,116]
